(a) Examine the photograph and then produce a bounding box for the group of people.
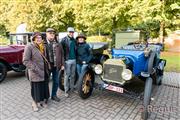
[23,27,92,112]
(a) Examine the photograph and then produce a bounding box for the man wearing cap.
[44,28,64,102]
[61,27,76,97]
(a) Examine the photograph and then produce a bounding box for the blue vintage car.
[76,42,166,120]
[111,44,163,77]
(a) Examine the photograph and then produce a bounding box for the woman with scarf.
[23,32,50,112]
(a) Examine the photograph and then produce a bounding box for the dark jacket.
[23,43,48,82]
[44,39,64,70]
[77,42,92,64]
[61,36,77,61]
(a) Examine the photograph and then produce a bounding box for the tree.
[73,0,133,35]
[127,0,179,38]
[0,0,179,38]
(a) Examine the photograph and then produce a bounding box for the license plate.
[106,85,124,93]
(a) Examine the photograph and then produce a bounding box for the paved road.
[0,72,179,120]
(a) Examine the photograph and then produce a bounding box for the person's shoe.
[40,99,48,108]
[32,102,39,112]
[51,96,60,102]
[65,93,69,98]
[44,99,48,104]
[40,102,48,108]
[42,103,48,108]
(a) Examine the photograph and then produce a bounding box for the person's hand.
[61,66,64,70]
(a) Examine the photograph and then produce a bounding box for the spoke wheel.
[82,73,91,94]
[78,70,94,99]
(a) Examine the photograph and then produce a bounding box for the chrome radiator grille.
[103,64,124,83]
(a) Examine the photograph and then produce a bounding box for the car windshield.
[9,33,33,45]
[120,44,147,51]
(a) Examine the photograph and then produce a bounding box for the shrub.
[0,36,10,45]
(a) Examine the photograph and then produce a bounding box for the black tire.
[13,65,26,72]
[59,70,65,91]
[0,62,7,83]
[78,70,94,99]
[148,52,156,74]
[141,77,153,120]
[59,70,78,91]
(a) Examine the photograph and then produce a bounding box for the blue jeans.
[64,59,76,93]
[51,67,60,97]
[77,64,88,79]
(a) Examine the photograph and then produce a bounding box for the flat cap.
[46,28,55,32]
[67,27,75,32]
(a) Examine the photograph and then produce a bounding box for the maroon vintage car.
[0,44,26,82]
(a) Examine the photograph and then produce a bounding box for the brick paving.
[0,72,179,120]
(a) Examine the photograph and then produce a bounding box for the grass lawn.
[161,52,180,72]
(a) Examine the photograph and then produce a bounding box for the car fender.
[100,54,109,64]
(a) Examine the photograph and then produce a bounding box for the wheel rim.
[82,73,91,94]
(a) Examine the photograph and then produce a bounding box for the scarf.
[34,41,44,54]
[38,43,44,54]
[47,40,57,67]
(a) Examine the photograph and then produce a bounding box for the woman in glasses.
[23,32,50,111]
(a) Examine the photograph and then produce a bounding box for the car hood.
[0,45,25,53]
[89,42,108,50]
[112,49,145,62]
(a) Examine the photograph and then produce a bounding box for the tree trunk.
[159,21,164,43]
[112,17,117,48]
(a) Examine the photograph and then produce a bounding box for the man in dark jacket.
[44,28,64,102]
[61,27,76,97]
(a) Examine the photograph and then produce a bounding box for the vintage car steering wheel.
[133,43,146,50]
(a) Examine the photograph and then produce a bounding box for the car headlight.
[121,69,132,80]
[94,64,103,74]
